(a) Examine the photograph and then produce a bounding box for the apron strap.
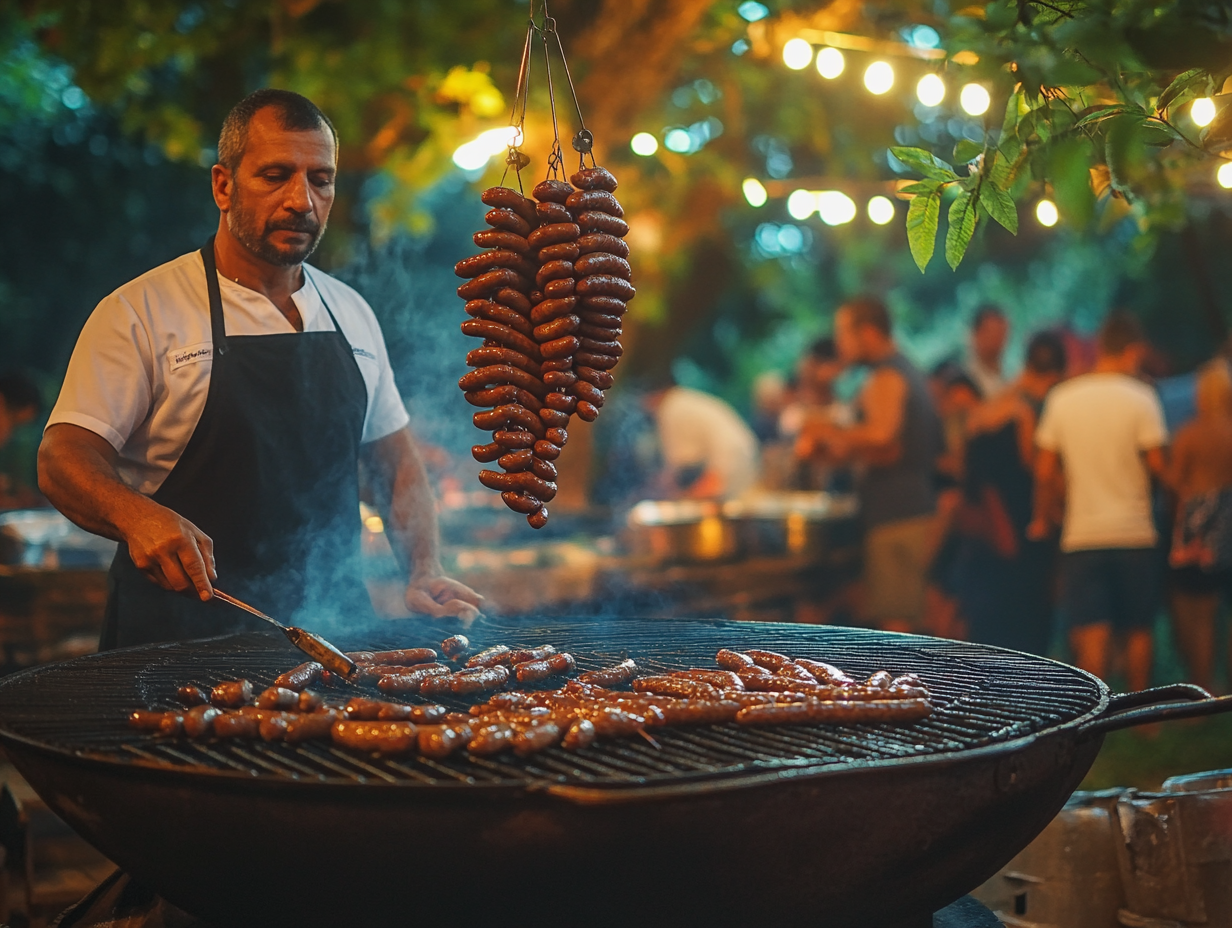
[305,267,349,342]
[200,235,228,356]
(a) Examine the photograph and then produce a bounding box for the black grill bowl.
[0,617,1204,927]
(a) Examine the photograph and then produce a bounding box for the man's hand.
[123,505,216,600]
[405,568,485,623]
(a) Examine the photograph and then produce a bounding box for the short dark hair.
[808,336,837,361]
[0,371,41,415]
[972,305,1005,331]
[844,296,892,337]
[1025,331,1067,375]
[1098,310,1145,356]
[217,89,337,172]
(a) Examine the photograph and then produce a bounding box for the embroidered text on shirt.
[168,343,213,372]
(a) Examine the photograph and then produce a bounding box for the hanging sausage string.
[454,2,633,529]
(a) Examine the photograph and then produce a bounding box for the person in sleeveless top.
[1166,359,1232,691]
[798,297,943,632]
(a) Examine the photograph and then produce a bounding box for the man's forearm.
[374,428,442,577]
[38,425,158,542]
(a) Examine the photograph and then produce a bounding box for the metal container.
[624,499,740,563]
[721,491,860,559]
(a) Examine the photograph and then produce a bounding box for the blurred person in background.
[934,369,983,486]
[0,371,43,511]
[1030,312,1167,690]
[952,331,1068,654]
[966,305,1009,399]
[645,376,759,500]
[1166,359,1232,692]
[751,370,789,443]
[799,297,943,633]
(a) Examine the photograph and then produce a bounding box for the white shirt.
[47,251,409,496]
[656,386,759,498]
[966,356,1007,399]
[1035,372,1167,552]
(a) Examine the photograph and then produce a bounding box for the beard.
[227,189,326,267]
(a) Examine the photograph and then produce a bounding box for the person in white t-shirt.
[646,382,759,499]
[1030,311,1168,690]
[37,89,482,647]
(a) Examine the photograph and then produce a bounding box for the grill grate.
[0,617,1105,790]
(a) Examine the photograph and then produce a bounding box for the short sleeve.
[1034,395,1059,451]
[46,294,154,451]
[359,309,409,444]
[1136,389,1168,450]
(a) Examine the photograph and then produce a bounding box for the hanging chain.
[542,14,594,169]
[500,19,535,191]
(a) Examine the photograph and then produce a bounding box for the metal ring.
[572,129,594,153]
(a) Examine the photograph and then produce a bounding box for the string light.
[816,47,845,79]
[916,74,945,107]
[1035,199,1058,227]
[1192,97,1216,127]
[786,189,817,220]
[864,61,895,95]
[1218,161,1232,189]
[630,132,659,156]
[867,195,895,225]
[782,38,813,70]
[817,191,857,225]
[742,177,769,207]
[960,83,991,116]
[451,126,522,171]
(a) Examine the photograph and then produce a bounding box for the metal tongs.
[213,589,357,680]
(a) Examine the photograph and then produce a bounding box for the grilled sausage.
[575,211,629,237]
[536,259,574,289]
[182,704,221,738]
[527,222,581,249]
[375,665,451,695]
[577,659,638,687]
[494,429,537,449]
[576,232,629,258]
[533,178,574,203]
[459,364,548,398]
[465,347,542,379]
[467,722,516,755]
[417,724,465,758]
[535,201,573,224]
[473,229,530,255]
[210,680,254,709]
[573,351,618,371]
[331,720,417,754]
[534,314,580,341]
[776,663,819,683]
[511,721,563,756]
[446,665,511,695]
[345,697,409,721]
[284,711,339,744]
[544,277,576,298]
[540,335,581,361]
[515,652,576,683]
[502,491,543,514]
[566,189,623,217]
[581,295,628,315]
[466,645,513,668]
[745,650,795,672]
[441,636,468,662]
[631,677,719,699]
[575,253,631,279]
[735,698,933,726]
[577,322,620,341]
[576,366,615,390]
[672,669,744,690]
[213,712,260,739]
[129,709,177,733]
[570,166,619,192]
[573,381,605,407]
[481,186,539,226]
[473,406,546,439]
[538,242,581,263]
[459,319,539,357]
[259,713,296,742]
[794,659,856,686]
[457,268,529,301]
[494,287,532,314]
[527,507,550,529]
[485,208,532,237]
[530,296,579,325]
[575,274,635,301]
[546,427,569,446]
[297,690,324,713]
[255,686,300,710]
[465,300,534,337]
[454,249,537,281]
[866,671,894,690]
[472,442,503,463]
[561,718,596,750]
[477,469,556,501]
[575,400,599,422]
[533,440,561,460]
[175,684,209,707]
[275,661,324,691]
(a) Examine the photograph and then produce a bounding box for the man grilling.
[37,89,483,648]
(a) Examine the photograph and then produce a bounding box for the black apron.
[100,236,370,650]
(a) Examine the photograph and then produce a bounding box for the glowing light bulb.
[786,189,817,220]
[916,74,945,107]
[630,132,659,156]
[867,195,895,225]
[782,38,813,71]
[816,47,845,79]
[1217,161,1232,189]
[960,83,991,116]
[1035,199,1058,227]
[742,177,768,207]
[816,191,857,225]
[451,126,522,171]
[1192,97,1216,127]
[864,61,894,95]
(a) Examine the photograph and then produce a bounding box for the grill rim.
[0,620,1114,801]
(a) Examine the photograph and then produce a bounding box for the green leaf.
[1157,67,1207,115]
[890,146,959,181]
[1049,136,1096,227]
[1104,114,1147,196]
[981,183,1018,234]
[1000,90,1023,141]
[898,180,942,195]
[1075,105,1135,129]
[906,190,941,272]
[945,192,978,270]
[953,138,984,163]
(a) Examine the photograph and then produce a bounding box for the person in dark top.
[954,331,1068,653]
[799,297,943,632]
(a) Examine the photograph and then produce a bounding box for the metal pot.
[721,491,860,559]
[623,499,740,563]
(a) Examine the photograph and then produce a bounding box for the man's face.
[834,309,862,364]
[973,315,1008,365]
[214,107,336,266]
